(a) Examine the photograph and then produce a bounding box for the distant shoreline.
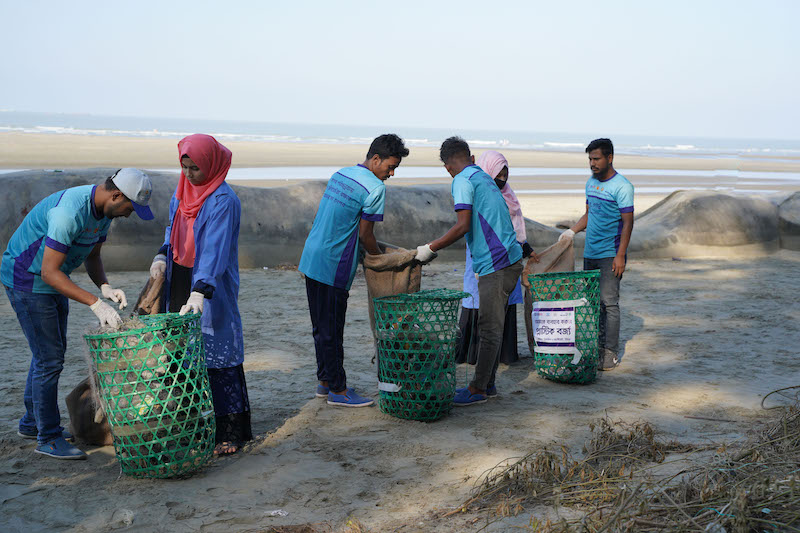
[2,132,800,172]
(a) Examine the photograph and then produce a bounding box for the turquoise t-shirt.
[299,165,386,290]
[584,173,634,259]
[1,185,112,293]
[451,165,522,276]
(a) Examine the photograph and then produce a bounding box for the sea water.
[2,110,799,159]
[2,111,798,195]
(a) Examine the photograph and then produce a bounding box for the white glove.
[150,254,167,278]
[415,244,437,264]
[100,283,127,310]
[559,229,575,242]
[90,299,122,328]
[179,291,205,316]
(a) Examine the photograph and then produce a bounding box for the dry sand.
[1,132,799,531]
[3,132,800,172]
[4,131,799,229]
[2,252,800,532]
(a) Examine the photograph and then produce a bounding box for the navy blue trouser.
[305,277,349,393]
[5,286,69,444]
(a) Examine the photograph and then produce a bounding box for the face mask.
[495,178,507,190]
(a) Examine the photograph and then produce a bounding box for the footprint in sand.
[166,501,197,520]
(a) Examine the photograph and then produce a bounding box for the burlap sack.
[362,243,421,340]
[522,240,575,357]
[133,274,165,316]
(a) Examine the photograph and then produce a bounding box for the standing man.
[416,137,523,406]
[299,134,409,407]
[559,138,634,370]
[2,168,155,459]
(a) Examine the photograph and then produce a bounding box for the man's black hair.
[439,136,471,163]
[366,133,409,160]
[586,138,614,157]
[105,170,121,191]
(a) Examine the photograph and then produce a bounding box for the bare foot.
[214,442,240,455]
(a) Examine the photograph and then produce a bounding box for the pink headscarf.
[476,150,527,243]
[171,134,232,267]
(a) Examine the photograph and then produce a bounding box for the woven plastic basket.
[373,289,469,421]
[84,313,215,478]
[527,270,601,384]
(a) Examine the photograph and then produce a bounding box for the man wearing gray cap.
[1,168,155,460]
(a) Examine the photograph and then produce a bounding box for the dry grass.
[448,404,800,532]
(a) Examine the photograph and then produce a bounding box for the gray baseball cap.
[111,168,154,220]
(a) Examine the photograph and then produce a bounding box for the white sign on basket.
[533,308,575,345]
[532,298,587,364]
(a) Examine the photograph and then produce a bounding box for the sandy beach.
[4,131,799,231]
[0,132,799,531]
[1,253,799,532]
[3,132,800,171]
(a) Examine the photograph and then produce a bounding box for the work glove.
[90,299,122,328]
[150,254,167,278]
[179,291,205,316]
[415,244,437,264]
[558,229,575,242]
[100,283,127,310]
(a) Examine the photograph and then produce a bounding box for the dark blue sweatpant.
[305,277,349,393]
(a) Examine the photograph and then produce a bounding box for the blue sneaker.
[453,388,487,407]
[34,437,87,460]
[327,389,374,408]
[18,428,74,442]
[456,386,496,398]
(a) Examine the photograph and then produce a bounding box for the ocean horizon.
[2,110,799,160]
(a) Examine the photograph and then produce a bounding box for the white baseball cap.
[111,168,154,220]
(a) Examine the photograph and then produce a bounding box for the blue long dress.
[161,182,251,445]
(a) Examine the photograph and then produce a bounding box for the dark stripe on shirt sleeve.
[360,213,383,222]
[45,237,70,254]
[619,206,634,213]
[454,203,473,211]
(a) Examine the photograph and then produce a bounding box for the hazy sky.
[1,0,798,139]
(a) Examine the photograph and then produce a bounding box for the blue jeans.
[583,257,621,355]
[5,287,69,444]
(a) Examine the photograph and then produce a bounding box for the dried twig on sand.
[449,405,800,532]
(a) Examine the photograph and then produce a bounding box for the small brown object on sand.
[65,376,113,446]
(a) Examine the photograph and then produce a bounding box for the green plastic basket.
[373,289,469,422]
[527,270,601,384]
[84,313,215,478]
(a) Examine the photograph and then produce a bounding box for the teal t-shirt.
[451,165,522,276]
[298,165,385,290]
[1,185,112,293]
[584,173,634,259]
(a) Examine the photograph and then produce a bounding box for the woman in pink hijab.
[455,151,538,391]
[149,134,251,455]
